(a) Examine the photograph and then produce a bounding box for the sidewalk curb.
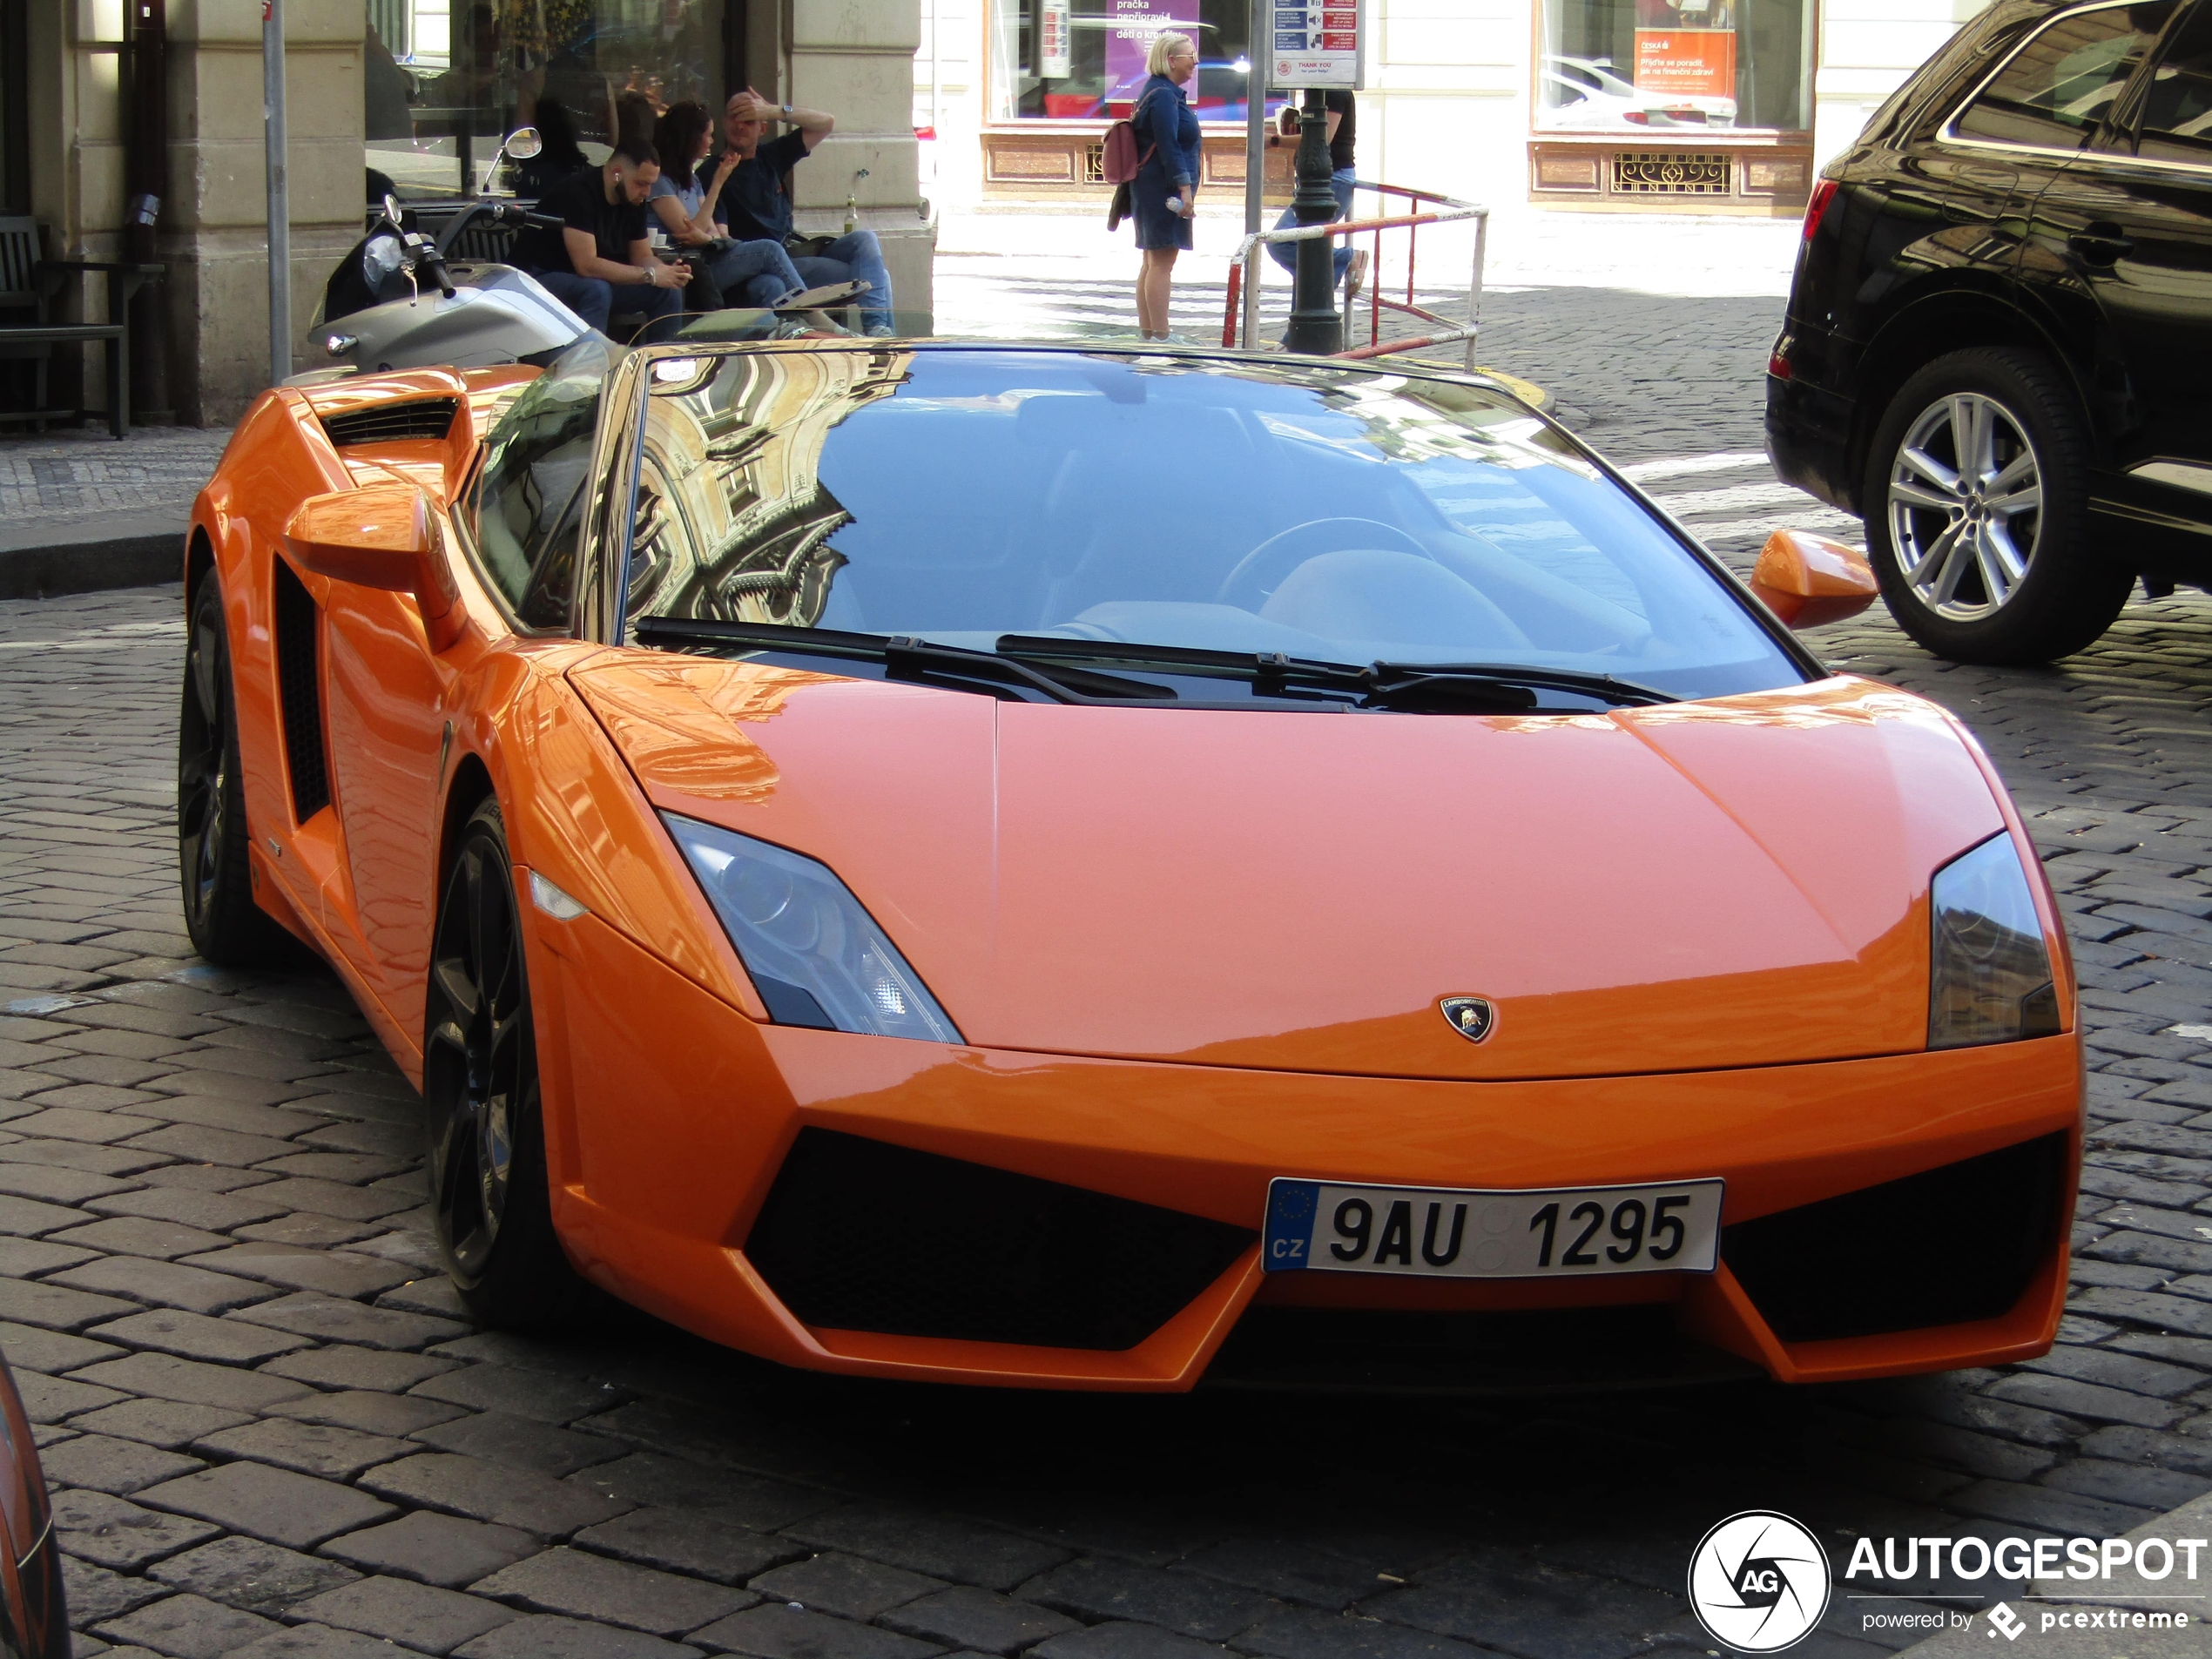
[0,509,185,601]
[1896,1490,2211,1656]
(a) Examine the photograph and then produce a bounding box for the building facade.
[918,0,1988,215]
[2,0,930,427]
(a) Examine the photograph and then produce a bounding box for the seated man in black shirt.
[513,138,691,341]
[713,88,895,337]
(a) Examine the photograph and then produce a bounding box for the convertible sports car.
[179,337,2081,1392]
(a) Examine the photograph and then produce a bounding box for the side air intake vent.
[1723,1132,2066,1344]
[321,398,459,446]
[745,1130,1255,1351]
[272,556,331,822]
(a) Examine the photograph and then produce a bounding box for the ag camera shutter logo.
[1688,1511,1832,1652]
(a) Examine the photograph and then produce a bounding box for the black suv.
[1768,0,2212,662]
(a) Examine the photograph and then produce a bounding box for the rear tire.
[178,575,293,967]
[1862,347,2130,664]
[424,798,589,1328]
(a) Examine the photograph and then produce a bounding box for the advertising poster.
[1630,28,1735,97]
[1105,0,1201,106]
[1631,0,1735,100]
[1039,0,1071,79]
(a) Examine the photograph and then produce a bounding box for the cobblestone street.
[3,293,2212,1659]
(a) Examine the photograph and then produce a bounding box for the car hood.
[570,658,2009,1081]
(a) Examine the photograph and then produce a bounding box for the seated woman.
[649,100,808,312]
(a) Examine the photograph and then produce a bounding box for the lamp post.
[1283,86,1339,356]
[265,0,290,384]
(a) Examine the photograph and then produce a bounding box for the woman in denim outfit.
[1130,32,1201,342]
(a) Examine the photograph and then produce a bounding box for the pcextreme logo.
[1688,1511,1833,1653]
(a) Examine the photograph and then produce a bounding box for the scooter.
[297,127,868,384]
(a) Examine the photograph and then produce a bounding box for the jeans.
[703,238,809,307]
[529,269,685,341]
[791,230,894,331]
[1268,169,1356,287]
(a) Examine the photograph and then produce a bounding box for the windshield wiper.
[631,618,1176,705]
[994,636,1674,711]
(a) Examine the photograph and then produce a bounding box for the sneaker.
[863,322,897,338]
[1343,247,1370,301]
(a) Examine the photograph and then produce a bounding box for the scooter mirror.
[383,192,406,230]
[504,127,543,160]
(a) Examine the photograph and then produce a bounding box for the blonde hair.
[1147,30,1195,76]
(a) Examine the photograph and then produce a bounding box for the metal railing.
[1223,182,1488,369]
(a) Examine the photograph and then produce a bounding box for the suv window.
[1954,0,2175,151]
[2136,3,2212,162]
[467,335,618,631]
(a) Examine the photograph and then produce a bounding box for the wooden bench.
[0,217,165,441]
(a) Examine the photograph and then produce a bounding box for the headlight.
[663,813,962,1044]
[1929,833,2061,1049]
[361,233,406,286]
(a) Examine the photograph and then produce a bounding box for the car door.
[2022,0,2212,543]
[320,348,624,1047]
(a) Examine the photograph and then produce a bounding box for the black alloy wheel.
[178,575,290,966]
[424,797,583,1326]
[1862,347,2131,665]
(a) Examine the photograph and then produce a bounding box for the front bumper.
[533,907,2080,1393]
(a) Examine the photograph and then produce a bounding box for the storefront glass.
[987,0,1287,122]
[364,0,727,199]
[1536,0,1812,132]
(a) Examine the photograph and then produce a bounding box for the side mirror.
[1749,529,1879,630]
[504,126,543,160]
[382,192,406,230]
[283,482,466,651]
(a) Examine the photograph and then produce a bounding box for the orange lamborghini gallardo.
[179,337,2081,1392]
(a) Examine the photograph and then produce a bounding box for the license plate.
[1263,1177,1723,1279]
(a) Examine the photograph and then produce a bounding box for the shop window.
[364,0,731,201]
[1536,0,1814,133]
[988,0,1288,123]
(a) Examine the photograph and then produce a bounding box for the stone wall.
[785,0,937,329]
[164,0,366,424]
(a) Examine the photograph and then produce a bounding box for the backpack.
[1101,87,1161,185]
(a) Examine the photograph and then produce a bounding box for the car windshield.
[622,346,1803,702]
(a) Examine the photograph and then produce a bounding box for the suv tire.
[1862,346,2130,664]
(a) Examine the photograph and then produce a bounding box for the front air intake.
[745,1130,1254,1351]
[321,398,459,446]
[1723,1133,2066,1344]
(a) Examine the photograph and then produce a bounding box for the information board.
[1270,0,1362,90]
[1039,0,1071,78]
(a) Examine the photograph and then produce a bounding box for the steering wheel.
[1215,516,1433,611]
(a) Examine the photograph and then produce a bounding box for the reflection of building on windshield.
[628,349,914,631]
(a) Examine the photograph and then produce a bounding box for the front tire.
[424,798,585,1327]
[1862,347,2129,664]
[179,575,292,967]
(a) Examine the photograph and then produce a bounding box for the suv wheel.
[1863,347,2130,664]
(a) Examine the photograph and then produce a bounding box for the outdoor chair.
[0,217,164,440]
[0,219,163,442]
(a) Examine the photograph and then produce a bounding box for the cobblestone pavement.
[0,428,233,527]
[5,295,2212,1659]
